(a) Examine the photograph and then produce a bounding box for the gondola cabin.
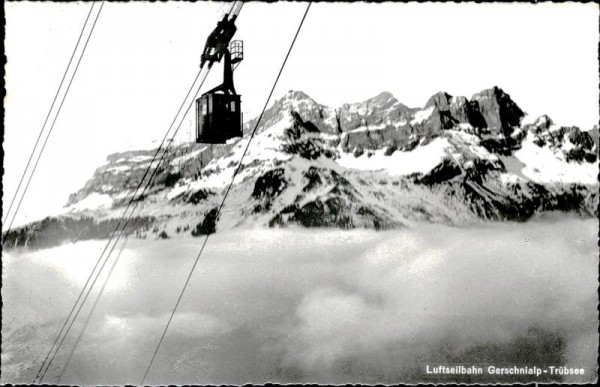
[196,40,244,144]
[196,92,242,144]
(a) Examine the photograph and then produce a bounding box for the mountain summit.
[4,87,598,249]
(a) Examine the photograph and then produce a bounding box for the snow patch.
[67,193,113,212]
[561,134,576,152]
[446,130,499,162]
[114,155,153,164]
[166,181,193,200]
[336,137,452,176]
[410,106,435,125]
[457,123,474,131]
[105,165,131,173]
[347,123,387,134]
[515,133,598,185]
[499,173,522,185]
[520,115,538,126]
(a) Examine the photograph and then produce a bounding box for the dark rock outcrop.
[416,158,463,186]
[191,207,218,236]
[2,215,155,249]
[471,86,525,135]
[588,125,599,148]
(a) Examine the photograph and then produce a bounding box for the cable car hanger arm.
[200,1,243,69]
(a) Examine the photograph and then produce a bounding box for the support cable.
[33,0,246,377]
[54,3,251,378]
[32,0,246,381]
[2,2,96,227]
[56,235,129,384]
[140,3,312,384]
[34,65,210,384]
[48,66,211,384]
[2,2,105,239]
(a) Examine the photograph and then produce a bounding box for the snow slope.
[337,137,451,175]
[3,87,598,248]
[515,132,599,185]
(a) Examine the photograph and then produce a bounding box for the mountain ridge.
[3,86,598,249]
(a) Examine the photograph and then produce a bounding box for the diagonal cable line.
[33,0,246,382]
[2,2,95,227]
[34,0,242,374]
[140,3,312,384]
[34,66,209,384]
[56,234,130,384]
[51,66,211,383]
[43,4,254,372]
[36,66,211,384]
[30,4,107,378]
[3,1,105,240]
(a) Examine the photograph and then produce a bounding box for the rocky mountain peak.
[277,90,322,110]
[524,114,553,130]
[369,91,398,106]
[284,90,313,101]
[355,91,404,114]
[471,86,524,135]
[244,90,326,136]
[471,85,504,100]
[375,90,394,99]
[425,91,453,110]
[253,86,531,151]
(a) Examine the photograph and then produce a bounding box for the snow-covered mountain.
[4,86,598,249]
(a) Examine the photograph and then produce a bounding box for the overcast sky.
[3,1,599,228]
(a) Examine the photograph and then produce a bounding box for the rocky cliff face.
[3,86,598,249]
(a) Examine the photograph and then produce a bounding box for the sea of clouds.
[1,217,597,384]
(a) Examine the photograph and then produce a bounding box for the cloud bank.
[2,218,597,384]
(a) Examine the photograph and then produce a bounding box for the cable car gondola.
[196,13,244,144]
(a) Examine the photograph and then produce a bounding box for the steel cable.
[48,67,211,384]
[140,3,312,384]
[34,65,210,384]
[2,2,96,228]
[3,2,105,239]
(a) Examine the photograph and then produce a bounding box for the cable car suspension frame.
[196,1,245,144]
